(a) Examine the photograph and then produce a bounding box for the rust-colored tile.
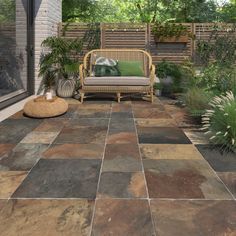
[140,144,203,160]
[20,132,59,144]
[135,118,177,127]
[184,129,210,144]
[0,171,27,198]
[98,172,147,198]
[150,200,236,236]
[43,143,104,159]
[0,199,94,236]
[133,108,171,119]
[217,172,236,198]
[107,132,137,144]
[92,199,155,236]
[0,144,15,159]
[34,119,68,132]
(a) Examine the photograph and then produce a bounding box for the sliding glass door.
[0,0,34,109]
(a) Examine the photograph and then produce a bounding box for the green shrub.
[183,87,213,118]
[202,91,236,152]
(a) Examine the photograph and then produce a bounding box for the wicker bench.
[79,49,155,103]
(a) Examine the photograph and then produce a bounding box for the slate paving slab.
[98,172,147,198]
[133,108,171,119]
[0,171,27,198]
[138,127,192,144]
[74,109,111,119]
[150,200,236,236]
[20,132,59,144]
[109,118,136,133]
[135,118,177,127]
[0,199,94,236]
[196,145,236,172]
[0,143,48,171]
[65,118,109,129]
[34,119,68,132]
[0,143,15,159]
[217,172,236,198]
[103,144,142,172]
[143,159,232,199]
[91,199,155,236]
[43,143,104,159]
[12,159,101,199]
[140,144,203,160]
[0,119,42,143]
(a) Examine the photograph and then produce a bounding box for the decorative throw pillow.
[117,61,144,76]
[95,56,118,66]
[94,65,120,77]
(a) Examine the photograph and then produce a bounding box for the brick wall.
[34,0,62,93]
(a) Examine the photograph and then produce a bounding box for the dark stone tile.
[92,199,155,236]
[112,103,132,112]
[0,119,42,143]
[74,109,111,119]
[150,200,236,236]
[50,104,77,119]
[103,144,142,172]
[12,159,101,199]
[43,143,104,159]
[217,172,236,198]
[0,199,94,236]
[34,119,68,132]
[0,143,48,171]
[143,159,232,199]
[66,118,109,129]
[98,172,147,198]
[0,144,16,159]
[196,145,236,172]
[109,118,135,133]
[107,132,137,144]
[111,112,133,119]
[54,127,107,144]
[133,108,170,119]
[138,127,192,144]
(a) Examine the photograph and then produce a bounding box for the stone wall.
[34,0,62,93]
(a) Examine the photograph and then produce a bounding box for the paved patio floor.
[0,96,235,236]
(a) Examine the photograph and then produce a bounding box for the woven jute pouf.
[24,96,68,118]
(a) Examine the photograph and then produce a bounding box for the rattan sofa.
[79,49,155,103]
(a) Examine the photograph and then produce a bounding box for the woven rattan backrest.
[84,49,152,77]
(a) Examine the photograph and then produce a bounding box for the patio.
[0,96,235,236]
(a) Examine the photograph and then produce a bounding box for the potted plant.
[152,22,194,43]
[39,36,83,98]
[153,83,163,96]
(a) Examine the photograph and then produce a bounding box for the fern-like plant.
[202,91,236,152]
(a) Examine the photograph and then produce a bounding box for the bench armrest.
[79,64,85,86]
[150,64,156,85]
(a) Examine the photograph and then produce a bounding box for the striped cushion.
[84,76,150,86]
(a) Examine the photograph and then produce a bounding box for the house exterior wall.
[34,0,62,93]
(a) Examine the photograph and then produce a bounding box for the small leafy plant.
[202,91,236,152]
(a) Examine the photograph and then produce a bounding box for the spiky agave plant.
[201,91,236,152]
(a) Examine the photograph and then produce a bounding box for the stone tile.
[98,172,147,198]
[66,118,109,129]
[43,143,104,159]
[184,129,210,144]
[0,172,27,198]
[0,143,48,171]
[0,199,94,236]
[132,101,163,108]
[107,132,137,144]
[111,111,133,119]
[150,200,236,236]
[74,109,111,119]
[54,127,107,144]
[217,172,236,198]
[103,144,142,172]
[133,108,171,119]
[12,159,101,199]
[77,103,111,110]
[20,132,59,144]
[112,103,132,112]
[9,110,31,119]
[196,145,236,172]
[92,199,155,236]
[0,119,42,143]
[109,118,135,133]
[140,144,203,160]
[0,144,15,159]
[34,119,68,132]
[143,159,232,199]
[138,127,192,144]
[53,104,77,119]
[135,118,177,127]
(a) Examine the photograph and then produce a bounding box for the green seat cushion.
[117,61,144,76]
[94,65,120,77]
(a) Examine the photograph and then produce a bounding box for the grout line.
[88,103,112,236]
[131,101,157,236]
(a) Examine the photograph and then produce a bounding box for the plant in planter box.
[153,83,163,96]
[152,22,194,43]
[156,60,182,97]
[40,36,83,98]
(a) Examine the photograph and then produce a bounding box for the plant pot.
[154,35,189,43]
[57,78,76,98]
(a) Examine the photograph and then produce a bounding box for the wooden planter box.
[154,35,189,43]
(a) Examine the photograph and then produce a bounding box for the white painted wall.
[34,0,62,93]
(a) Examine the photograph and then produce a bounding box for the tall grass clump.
[202,91,236,152]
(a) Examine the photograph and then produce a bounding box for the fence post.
[100,23,105,49]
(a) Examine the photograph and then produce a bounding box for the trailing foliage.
[202,91,236,152]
